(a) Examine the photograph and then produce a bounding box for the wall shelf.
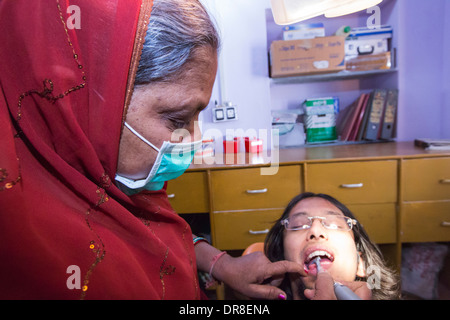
[271,68,398,85]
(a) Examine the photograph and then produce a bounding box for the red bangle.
[205,251,227,289]
[209,251,227,277]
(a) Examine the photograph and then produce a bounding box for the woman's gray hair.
[135,0,220,85]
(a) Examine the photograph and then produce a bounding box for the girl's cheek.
[283,233,305,262]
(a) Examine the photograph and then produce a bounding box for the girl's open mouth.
[303,249,334,275]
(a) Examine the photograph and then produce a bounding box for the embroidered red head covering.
[0,0,201,299]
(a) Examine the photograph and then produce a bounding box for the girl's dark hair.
[264,192,400,300]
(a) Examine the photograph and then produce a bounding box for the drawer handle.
[167,194,175,199]
[246,188,268,194]
[442,222,450,227]
[440,179,450,184]
[340,183,364,189]
[249,229,269,235]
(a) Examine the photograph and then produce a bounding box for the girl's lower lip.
[304,259,332,276]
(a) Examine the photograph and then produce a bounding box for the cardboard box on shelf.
[270,36,346,78]
[344,25,393,72]
[345,52,392,72]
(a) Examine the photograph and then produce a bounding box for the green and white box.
[303,97,339,115]
[305,114,337,143]
[303,97,339,143]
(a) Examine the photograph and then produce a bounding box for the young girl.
[264,192,400,300]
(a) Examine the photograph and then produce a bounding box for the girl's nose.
[306,219,328,241]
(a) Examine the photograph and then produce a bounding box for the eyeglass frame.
[281,215,357,231]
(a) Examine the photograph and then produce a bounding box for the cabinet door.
[306,160,398,204]
[402,201,450,243]
[210,165,302,211]
[213,209,282,250]
[402,157,450,201]
[347,203,397,244]
[166,172,209,214]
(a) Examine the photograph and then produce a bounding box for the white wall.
[200,0,273,151]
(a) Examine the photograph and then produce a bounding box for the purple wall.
[201,0,450,152]
[397,0,450,140]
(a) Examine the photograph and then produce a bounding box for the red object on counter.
[223,137,240,153]
[245,137,263,153]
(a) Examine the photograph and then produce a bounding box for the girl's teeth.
[307,250,331,262]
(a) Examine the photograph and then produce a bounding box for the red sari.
[0,0,201,299]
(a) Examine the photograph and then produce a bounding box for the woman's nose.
[306,219,328,241]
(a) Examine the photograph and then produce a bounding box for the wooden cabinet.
[402,157,450,202]
[166,142,450,268]
[213,209,283,250]
[166,172,209,214]
[210,165,302,211]
[307,160,398,245]
[401,157,450,243]
[306,160,398,204]
[210,165,302,250]
[402,202,450,242]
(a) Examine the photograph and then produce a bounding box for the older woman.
[0,0,302,299]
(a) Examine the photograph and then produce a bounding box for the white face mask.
[115,122,201,195]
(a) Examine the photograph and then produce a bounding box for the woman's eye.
[169,118,187,129]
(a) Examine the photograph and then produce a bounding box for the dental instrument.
[313,257,362,300]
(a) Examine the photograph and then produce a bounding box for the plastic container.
[335,25,351,37]
[194,138,215,161]
[244,137,263,153]
[223,137,240,154]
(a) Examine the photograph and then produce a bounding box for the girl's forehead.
[289,197,344,217]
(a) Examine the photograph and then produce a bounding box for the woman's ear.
[356,252,366,278]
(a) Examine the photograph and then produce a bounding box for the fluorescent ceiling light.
[270,0,384,25]
[325,0,382,17]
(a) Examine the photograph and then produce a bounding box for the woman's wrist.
[193,240,232,279]
[192,239,233,288]
[208,251,234,283]
[193,240,224,271]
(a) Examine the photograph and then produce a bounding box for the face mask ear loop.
[124,122,160,152]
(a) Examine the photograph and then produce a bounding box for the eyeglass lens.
[284,214,352,231]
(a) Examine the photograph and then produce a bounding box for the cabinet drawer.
[402,201,450,242]
[347,203,397,244]
[166,172,209,214]
[403,158,450,201]
[306,160,397,204]
[211,165,302,211]
[213,209,282,250]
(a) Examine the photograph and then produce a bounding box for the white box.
[345,26,392,57]
[282,22,325,41]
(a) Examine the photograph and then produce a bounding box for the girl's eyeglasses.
[281,214,357,231]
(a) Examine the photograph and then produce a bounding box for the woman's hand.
[303,271,372,300]
[213,251,305,300]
